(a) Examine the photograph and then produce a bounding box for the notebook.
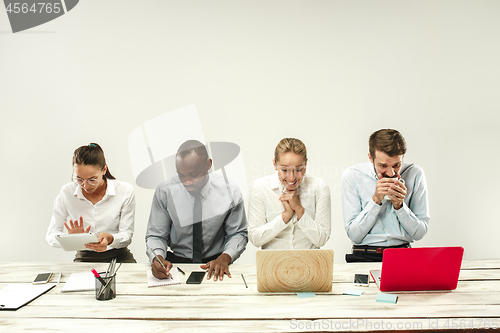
[256,249,334,292]
[370,246,464,292]
[61,272,95,292]
[147,268,181,287]
[0,284,55,310]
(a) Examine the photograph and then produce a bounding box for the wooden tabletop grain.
[0,260,498,332]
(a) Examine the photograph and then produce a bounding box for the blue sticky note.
[376,293,398,304]
[343,289,364,296]
[296,292,316,298]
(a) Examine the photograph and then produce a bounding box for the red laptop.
[370,247,464,292]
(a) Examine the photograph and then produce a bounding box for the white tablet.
[55,233,99,251]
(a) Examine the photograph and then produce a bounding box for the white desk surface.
[0,260,499,332]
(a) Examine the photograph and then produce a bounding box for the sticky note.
[296,292,316,298]
[343,289,364,296]
[376,293,398,304]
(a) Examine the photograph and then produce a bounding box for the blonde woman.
[248,138,331,249]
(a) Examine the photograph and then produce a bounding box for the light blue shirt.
[341,162,430,246]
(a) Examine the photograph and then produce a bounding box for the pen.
[177,267,185,275]
[114,263,122,275]
[91,269,107,286]
[149,248,171,278]
[57,273,62,285]
[92,268,115,298]
[241,274,248,288]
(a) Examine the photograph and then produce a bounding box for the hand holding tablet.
[55,233,99,251]
[85,233,114,252]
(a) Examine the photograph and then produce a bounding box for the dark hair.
[176,140,209,161]
[369,129,407,158]
[72,143,115,180]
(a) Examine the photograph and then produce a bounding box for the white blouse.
[46,179,135,251]
[248,172,331,249]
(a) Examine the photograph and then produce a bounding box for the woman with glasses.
[46,143,136,263]
[248,138,331,249]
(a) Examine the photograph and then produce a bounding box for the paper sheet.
[295,292,316,299]
[0,284,55,310]
[147,268,181,287]
[343,289,364,296]
[61,272,95,292]
[376,292,398,304]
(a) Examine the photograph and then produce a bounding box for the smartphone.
[354,273,370,287]
[186,271,206,284]
[33,272,53,284]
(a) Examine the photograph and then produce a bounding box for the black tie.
[192,194,203,263]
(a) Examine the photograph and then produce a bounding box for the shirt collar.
[200,174,211,199]
[369,163,378,180]
[271,172,282,191]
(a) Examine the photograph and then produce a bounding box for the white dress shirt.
[341,162,430,246]
[248,172,331,249]
[46,179,135,251]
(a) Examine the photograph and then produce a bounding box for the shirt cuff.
[109,233,126,249]
[295,210,310,229]
[368,199,382,216]
[109,233,118,248]
[395,202,418,235]
[223,249,238,263]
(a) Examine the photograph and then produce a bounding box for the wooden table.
[0,261,499,332]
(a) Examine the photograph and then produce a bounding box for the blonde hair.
[274,138,307,163]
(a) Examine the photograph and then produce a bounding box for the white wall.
[1,0,499,264]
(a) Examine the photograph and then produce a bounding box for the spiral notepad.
[146,268,181,287]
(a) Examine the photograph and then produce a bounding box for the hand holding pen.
[149,249,173,280]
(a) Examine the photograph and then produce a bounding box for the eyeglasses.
[73,176,101,186]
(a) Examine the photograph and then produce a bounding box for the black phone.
[186,271,206,284]
[354,273,370,287]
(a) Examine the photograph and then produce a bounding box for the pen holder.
[95,272,116,301]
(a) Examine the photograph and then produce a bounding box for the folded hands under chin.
[280,190,304,223]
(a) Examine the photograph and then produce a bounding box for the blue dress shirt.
[341,162,430,246]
